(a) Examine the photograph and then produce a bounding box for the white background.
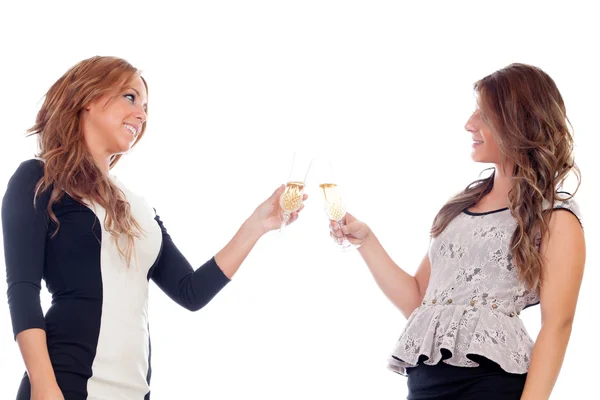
[0,1,598,399]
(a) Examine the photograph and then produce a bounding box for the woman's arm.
[150,185,306,311]
[335,213,431,318]
[520,210,586,400]
[16,329,63,398]
[2,160,63,398]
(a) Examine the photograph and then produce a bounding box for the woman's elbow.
[542,316,575,332]
[183,301,206,312]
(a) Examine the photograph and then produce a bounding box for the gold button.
[492,304,498,309]
[447,299,453,304]
[517,311,520,316]
[469,300,475,306]
[509,312,515,317]
[432,299,437,304]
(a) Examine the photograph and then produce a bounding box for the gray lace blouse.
[387,194,582,376]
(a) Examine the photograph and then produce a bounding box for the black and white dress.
[2,159,230,399]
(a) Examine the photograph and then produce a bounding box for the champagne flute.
[279,152,311,234]
[312,157,356,249]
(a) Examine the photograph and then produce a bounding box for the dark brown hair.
[431,63,580,290]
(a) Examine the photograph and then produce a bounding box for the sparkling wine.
[319,183,346,221]
[280,181,305,213]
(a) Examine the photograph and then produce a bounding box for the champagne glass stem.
[336,219,348,243]
[336,218,354,249]
[280,212,291,234]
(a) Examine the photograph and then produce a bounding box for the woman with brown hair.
[331,64,585,399]
[1,56,306,400]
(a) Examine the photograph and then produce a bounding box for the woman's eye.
[124,94,135,102]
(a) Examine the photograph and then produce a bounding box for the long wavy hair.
[431,63,580,290]
[29,56,148,267]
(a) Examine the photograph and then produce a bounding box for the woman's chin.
[108,145,133,157]
[117,140,136,154]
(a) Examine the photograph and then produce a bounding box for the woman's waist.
[419,291,537,317]
[404,302,534,343]
[417,302,523,318]
[44,301,150,346]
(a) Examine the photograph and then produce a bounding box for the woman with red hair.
[2,56,306,400]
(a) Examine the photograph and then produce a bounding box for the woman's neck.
[491,163,513,196]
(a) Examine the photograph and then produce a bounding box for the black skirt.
[405,354,527,400]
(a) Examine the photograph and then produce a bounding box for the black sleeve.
[148,212,230,311]
[2,159,50,339]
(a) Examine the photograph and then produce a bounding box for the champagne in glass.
[313,157,355,249]
[279,152,311,234]
[319,183,345,220]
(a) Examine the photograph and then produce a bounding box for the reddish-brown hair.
[29,56,149,266]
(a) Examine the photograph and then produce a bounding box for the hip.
[406,355,527,400]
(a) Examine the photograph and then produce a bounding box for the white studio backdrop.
[0,1,598,399]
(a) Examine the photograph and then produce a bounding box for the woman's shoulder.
[2,158,48,212]
[546,191,582,227]
[10,158,45,179]
[5,158,45,191]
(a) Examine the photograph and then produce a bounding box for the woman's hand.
[31,383,65,400]
[251,184,308,234]
[329,212,371,246]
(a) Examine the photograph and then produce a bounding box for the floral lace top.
[387,194,582,376]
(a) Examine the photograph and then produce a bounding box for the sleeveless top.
[387,193,582,376]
